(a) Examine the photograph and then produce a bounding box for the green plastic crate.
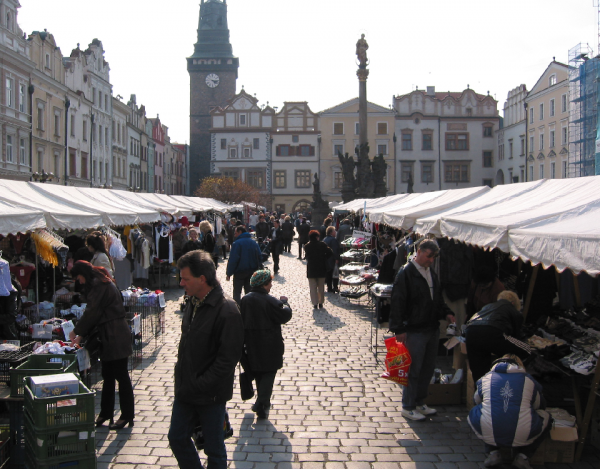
[24,414,95,460]
[24,451,96,469]
[11,355,78,398]
[24,379,94,431]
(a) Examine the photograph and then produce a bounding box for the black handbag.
[84,326,103,355]
[238,364,254,401]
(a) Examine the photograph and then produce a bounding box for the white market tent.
[335,193,414,214]
[0,180,104,232]
[109,190,184,216]
[368,186,490,229]
[0,198,46,235]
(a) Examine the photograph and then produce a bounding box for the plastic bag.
[381,336,411,386]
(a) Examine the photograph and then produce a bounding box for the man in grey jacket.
[169,250,244,469]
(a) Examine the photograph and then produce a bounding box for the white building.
[496,85,527,184]
[394,86,500,192]
[111,96,128,190]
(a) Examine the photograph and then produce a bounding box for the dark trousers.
[271,241,281,272]
[100,357,134,421]
[325,269,339,292]
[221,246,227,259]
[283,238,292,253]
[484,417,552,458]
[297,240,306,258]
[402,328,440,410]
[254,371,277,409]
[466,325,532,383]
[232,271,253,305]
[168,399,227,469]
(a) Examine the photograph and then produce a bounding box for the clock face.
[206,73,220,88]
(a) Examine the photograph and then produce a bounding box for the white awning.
[0,197,46,235]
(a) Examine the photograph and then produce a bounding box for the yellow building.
[319,98,396,202]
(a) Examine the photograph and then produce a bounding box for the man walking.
[389,240,455,421]
[296,217,310,260]
[269,220,283,274]
[226,226,263,304]
[168,250,244,469]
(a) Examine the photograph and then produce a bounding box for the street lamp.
[32,169,55,183]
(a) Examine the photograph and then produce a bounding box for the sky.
[18,0,599,144]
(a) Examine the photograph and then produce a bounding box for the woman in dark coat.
[69,261,134,430]
[323,226,340,293]
[281,216,295,253]
[240,270,292,419]
[303,230,333,309]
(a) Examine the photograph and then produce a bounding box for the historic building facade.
[393,87,500,192]
[126,94,143,190]
[188,0,239,193]
[525,61,569,181]
[111,96,128,189]
[319,98,395,202]
[496,85,527,185]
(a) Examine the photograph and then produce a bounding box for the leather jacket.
[466,299,523,337]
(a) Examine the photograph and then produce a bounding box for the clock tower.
[188,0,239,193]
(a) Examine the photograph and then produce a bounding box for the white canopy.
[508,201,600,276]
[0,180,104,231]
[109,190,184,216]
[335,193,414,213]
[369,186,490,229]
[73,187,160,224]
[0,197,46,236]
[414,180,546,236]
[439,176,600,253]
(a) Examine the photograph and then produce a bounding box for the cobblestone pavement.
[94,247,599,469]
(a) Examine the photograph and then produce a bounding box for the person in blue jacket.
[226,226,263,304]
[468,354,552,469]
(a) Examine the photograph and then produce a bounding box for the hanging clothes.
[0,258,17,296]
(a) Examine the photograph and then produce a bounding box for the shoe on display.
[415,404,437,416]
[483,450,502,467]
[512,453,532,469]
[446,323,457,336]
[401,409,426,421]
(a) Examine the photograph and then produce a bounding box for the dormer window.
[549,74,557,86]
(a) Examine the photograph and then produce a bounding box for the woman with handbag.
[240,270,292,419]
[68,260,135,431]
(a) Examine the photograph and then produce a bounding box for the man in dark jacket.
[240,270,292,419]
[226,226,263,304]
[269,220,283,274]
[254,215,270,241]
[169,250,243,469]
[390,240,455,421]
[296,218,310,259]
[323,226,340,293]
[318,217,332,240]
[336,218,353,243]
[281,216,295,253]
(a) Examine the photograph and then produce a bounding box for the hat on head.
[250,269,272,288]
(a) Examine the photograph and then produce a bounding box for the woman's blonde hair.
[199,220,213,234]
[497,290,520,310]
[500,354,524,368]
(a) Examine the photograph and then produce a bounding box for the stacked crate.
[23,374,95,469]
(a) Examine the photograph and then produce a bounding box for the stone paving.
[93,246,599,469]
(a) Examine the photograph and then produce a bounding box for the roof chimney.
[426,86,435,96]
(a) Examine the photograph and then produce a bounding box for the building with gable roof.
[394,86,500,192]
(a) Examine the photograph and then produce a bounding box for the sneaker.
[512,453,532,469]
[401,409,426,421]
[416,404,437,416]
[484,450,502,467]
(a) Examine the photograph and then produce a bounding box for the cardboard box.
[498,427,577,464]
[30,373,79,398]
[423,383,462,406]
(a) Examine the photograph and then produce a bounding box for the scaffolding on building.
[568,43,599,178]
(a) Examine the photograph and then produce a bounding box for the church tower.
[188,0,239,193]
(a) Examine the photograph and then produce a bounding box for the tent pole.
[522,264,539,321]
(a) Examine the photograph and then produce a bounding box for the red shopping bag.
[381,337,411,386]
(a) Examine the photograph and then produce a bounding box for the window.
[247,171,263,189]
[99,125,103,145]
[274,170,286,188]
[19,138,25,164]
[444,161,470,183]
[483,125,493,137]
[400,162,413,183]
[355,122,360,135]
[562,160,568,178]
[539,164,544,179]
[550,130,555,148]
[253,138,260,149]
[550,98,555,117]
[520,138,525,156]
[529,166,533,181]
[550,162,556,179]
[243,148,251,158]
[37,106,44,130]
[529,136,534,153]
[5,78,13,108]
[509,140,514,159]
[274,204,285,213]
[37,148,43,172]
[499,144,504,161]
[401,132,412,150]
[377,144,387,155]
[239,114,246,125]
[229,148,237,158]
[562,127,568,145]
[45,54,50,69]
[421,162,434,183]
[19,84,25,112]
[70,115,75,137]
[292,135,299,143]
[277,144,290,156]
[377,122,388,135]
[529,107,534,124]
[539,133,544,150]
[333,144,344,156]
[6,135,13,163]
[220,139,226,150]
[224,170,239,180]
[105,95,108,111]
[483,151,493,167]
[549,74,557,86]
[445,133,468,150]
[92,87,96,104]
[83,120,87,141]
[70,149,76,175]
[561,94,567,113]
[334,171,343,189]
[295,170,311,188]
[299,144,314,156]
[105,128,108,147]
[422,133,432,150]
[54,113,60,136]
[483,179,493,188]
[99,92,102,109]
[333,123,344,135]
[539,103,544,121]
